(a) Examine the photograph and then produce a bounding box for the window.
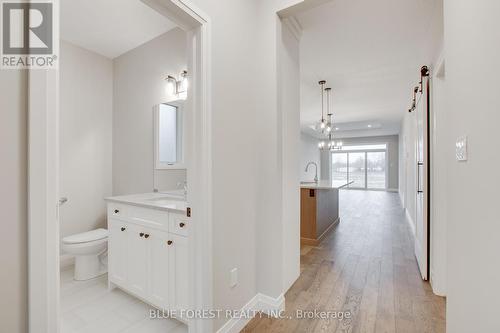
[367,151,386,189]
[332,144,387,190]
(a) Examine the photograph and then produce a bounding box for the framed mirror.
[154,101,185,169]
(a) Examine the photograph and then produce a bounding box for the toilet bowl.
[62,228,108,281]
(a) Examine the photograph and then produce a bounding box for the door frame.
[28,1,213,332]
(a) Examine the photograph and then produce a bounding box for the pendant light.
[325,87,332,133]
[318,80,327,131]
[319,86,343,151]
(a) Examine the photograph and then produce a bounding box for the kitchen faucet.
[305,162,319,183]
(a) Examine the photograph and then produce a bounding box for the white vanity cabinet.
[107,201,189,314]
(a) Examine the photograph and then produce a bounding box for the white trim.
[430,269,446,297]
[387,188,398,192]
[282,16,302,42]
[398,188,404,207]
[405,208,416,238]
[216,293,285,333]
[28,68,60,333]
[28,2,212,333]
[59,254,75,271]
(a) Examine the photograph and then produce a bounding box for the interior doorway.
[28,1,212,332]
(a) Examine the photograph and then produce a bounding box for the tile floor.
[60,267,187,333]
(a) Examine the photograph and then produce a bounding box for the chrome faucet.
[305,162,318,183]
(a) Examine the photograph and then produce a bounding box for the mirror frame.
[153,100,186,170]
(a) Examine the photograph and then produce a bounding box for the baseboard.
[300,217,339,246]
[405,208,416,238]
[430,269,446,297]
[60,254,74,270]
[387,188,398,192]
[216,293,285,333]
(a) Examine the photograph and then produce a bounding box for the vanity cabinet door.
[127,223,149,295]
[169,234,189,312]
[108,219,128,286]
[148,229,170,310]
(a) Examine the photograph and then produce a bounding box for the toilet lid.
[63,228,108,244]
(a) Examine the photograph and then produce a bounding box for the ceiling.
[298,0,443,138]
[61,0,177,59]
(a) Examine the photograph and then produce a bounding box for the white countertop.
[105,192,187,213]
[300,180,354,190]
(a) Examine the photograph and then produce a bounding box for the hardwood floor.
[243,190,445,333]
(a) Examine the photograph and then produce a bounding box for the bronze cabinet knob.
[121,227,126,231]
[167,240,173,245]
[139,232,144,237]
[179,222,185,228]
[144,234,150,239]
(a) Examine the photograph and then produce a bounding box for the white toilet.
[62,228,109,281]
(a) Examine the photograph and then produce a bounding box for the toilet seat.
[63,228,108,244]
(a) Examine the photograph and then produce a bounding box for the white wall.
[300,132,320,181]
[59,41,113,239]
[179,1,305,330]
[280,18,301,293]
[113,28,187,195]
[444,1,500,331]
[184,2,259,330]
[0,70,28,333]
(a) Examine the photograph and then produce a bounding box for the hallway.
[244,190,445,332]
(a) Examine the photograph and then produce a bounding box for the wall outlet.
[230,268,238,288]
[455,136,467,161]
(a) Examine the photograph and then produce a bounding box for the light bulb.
[326,126,332,132]
[320,121,326,129]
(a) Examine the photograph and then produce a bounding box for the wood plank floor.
[243,190,446,333]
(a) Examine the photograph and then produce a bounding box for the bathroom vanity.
[105,192,189,318]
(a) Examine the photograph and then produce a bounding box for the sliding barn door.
[414,67,430,280]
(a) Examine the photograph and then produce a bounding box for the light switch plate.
[230,268,238,288]
[455,136,467,161]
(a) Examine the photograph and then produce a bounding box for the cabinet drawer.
[107,203,169,231]
[169,212,189,237]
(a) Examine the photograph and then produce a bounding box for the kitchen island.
[300,180,352,245]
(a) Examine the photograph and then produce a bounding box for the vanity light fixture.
[165,70,188,96]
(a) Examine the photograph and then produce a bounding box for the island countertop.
[105,192,187,213]
[300,180,353,190]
